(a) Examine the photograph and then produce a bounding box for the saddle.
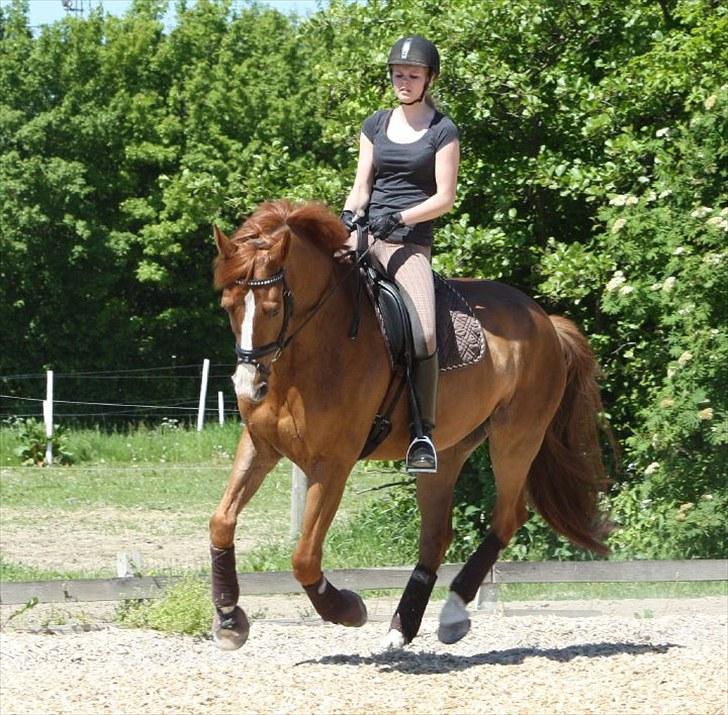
[367,268,486,372]
[352,245,486,458]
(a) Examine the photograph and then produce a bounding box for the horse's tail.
[526,315,613,555]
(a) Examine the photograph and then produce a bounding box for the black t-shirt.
[362,109,459,245]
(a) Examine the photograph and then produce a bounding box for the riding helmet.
[387,35,440,76]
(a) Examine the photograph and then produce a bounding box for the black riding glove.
[369,212,404,241]
[340,210,357,233]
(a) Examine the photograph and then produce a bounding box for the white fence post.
[116,551,144,578]
[196,358,210,432]
[475,568,498,613]
[290,464,308,539]
[217,391,224,425]
[43,370,54,466]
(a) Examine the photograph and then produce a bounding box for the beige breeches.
[369,240,436,358]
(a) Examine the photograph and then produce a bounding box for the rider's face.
[390,64,429,102]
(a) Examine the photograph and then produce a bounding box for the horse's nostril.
[256,382,269,400]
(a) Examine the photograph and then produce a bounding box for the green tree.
[1,0,725,557]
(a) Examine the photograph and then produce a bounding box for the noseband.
[234,270,293,377]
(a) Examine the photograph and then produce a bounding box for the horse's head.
[214,200,348,405]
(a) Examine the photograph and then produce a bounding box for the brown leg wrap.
[303,574,367,626]
[450,531,504,604]
[210,545,239,609]
[390,563,437,644]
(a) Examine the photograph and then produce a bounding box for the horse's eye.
[221,292,234,309]
[262,300,280,318]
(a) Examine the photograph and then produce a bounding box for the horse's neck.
[282,238,355,340]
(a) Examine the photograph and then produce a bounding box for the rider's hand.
[369,212,403,241]
[340,209,357,233]
[333,223,359,263]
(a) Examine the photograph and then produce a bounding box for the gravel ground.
[1,596,726,715]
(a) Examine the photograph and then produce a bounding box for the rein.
[234,228,374,377]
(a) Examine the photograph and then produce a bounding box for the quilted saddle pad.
[434,273,486,371]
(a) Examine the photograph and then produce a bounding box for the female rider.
[340,35,460,473]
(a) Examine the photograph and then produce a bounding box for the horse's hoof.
[338,589,368,627]
[437,618,471,644]
[379,628,406,651]
[212,606,250,650]
[438,591,471,644]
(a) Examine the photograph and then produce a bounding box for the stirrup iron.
[406,434,438,473]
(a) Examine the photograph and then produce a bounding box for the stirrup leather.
[406,434,438,473]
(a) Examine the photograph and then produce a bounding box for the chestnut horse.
[210,199,610,650]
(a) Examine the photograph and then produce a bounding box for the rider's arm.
[343,133,374,217]
[400,139,460,226]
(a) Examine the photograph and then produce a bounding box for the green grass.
[495,580,727,601]
[0,422,401,583]
[0,461,390,544]
[113,576,727,638]
[0,423,392,511]
[1,421,246,467]
[2,422,726,638]
[116,575,212,635]
[1,463,229,510]
[0,459,291,511]
[0,556,96,582]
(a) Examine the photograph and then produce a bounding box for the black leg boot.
[406,352,439,473]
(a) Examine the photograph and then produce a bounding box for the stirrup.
[406,435,438,474]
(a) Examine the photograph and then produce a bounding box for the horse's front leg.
[209,429,280,650]
[293,458,367,627]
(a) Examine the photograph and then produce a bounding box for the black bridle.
[234,270,293,377]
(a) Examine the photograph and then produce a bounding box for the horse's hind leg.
[438,424,544,644]
[209,429,280,650]
[383,436,482,649]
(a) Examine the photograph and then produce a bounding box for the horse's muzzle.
[232,363,268,403]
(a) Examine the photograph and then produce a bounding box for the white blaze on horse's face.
[232,290,258,401]
[240,289,256,352]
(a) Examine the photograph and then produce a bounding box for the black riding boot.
[406,351,439,473]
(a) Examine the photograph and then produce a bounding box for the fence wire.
[0,364,239,423]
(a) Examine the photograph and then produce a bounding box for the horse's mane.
[214,200,348,289]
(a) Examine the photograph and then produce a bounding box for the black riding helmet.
[387,35,440,105]
[387,35,440,77]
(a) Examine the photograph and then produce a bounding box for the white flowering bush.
[533,27,727,556]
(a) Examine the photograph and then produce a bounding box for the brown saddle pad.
[434,274,485,371]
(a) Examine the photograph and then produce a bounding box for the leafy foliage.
[5,417,74,465]
[117,574,211,636]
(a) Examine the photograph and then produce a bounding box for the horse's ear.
[213,225,234,258]
[272,228,292,264]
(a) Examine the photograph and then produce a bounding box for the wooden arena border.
[1,560,725,606]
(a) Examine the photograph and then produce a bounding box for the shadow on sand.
[295,641,680,674]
